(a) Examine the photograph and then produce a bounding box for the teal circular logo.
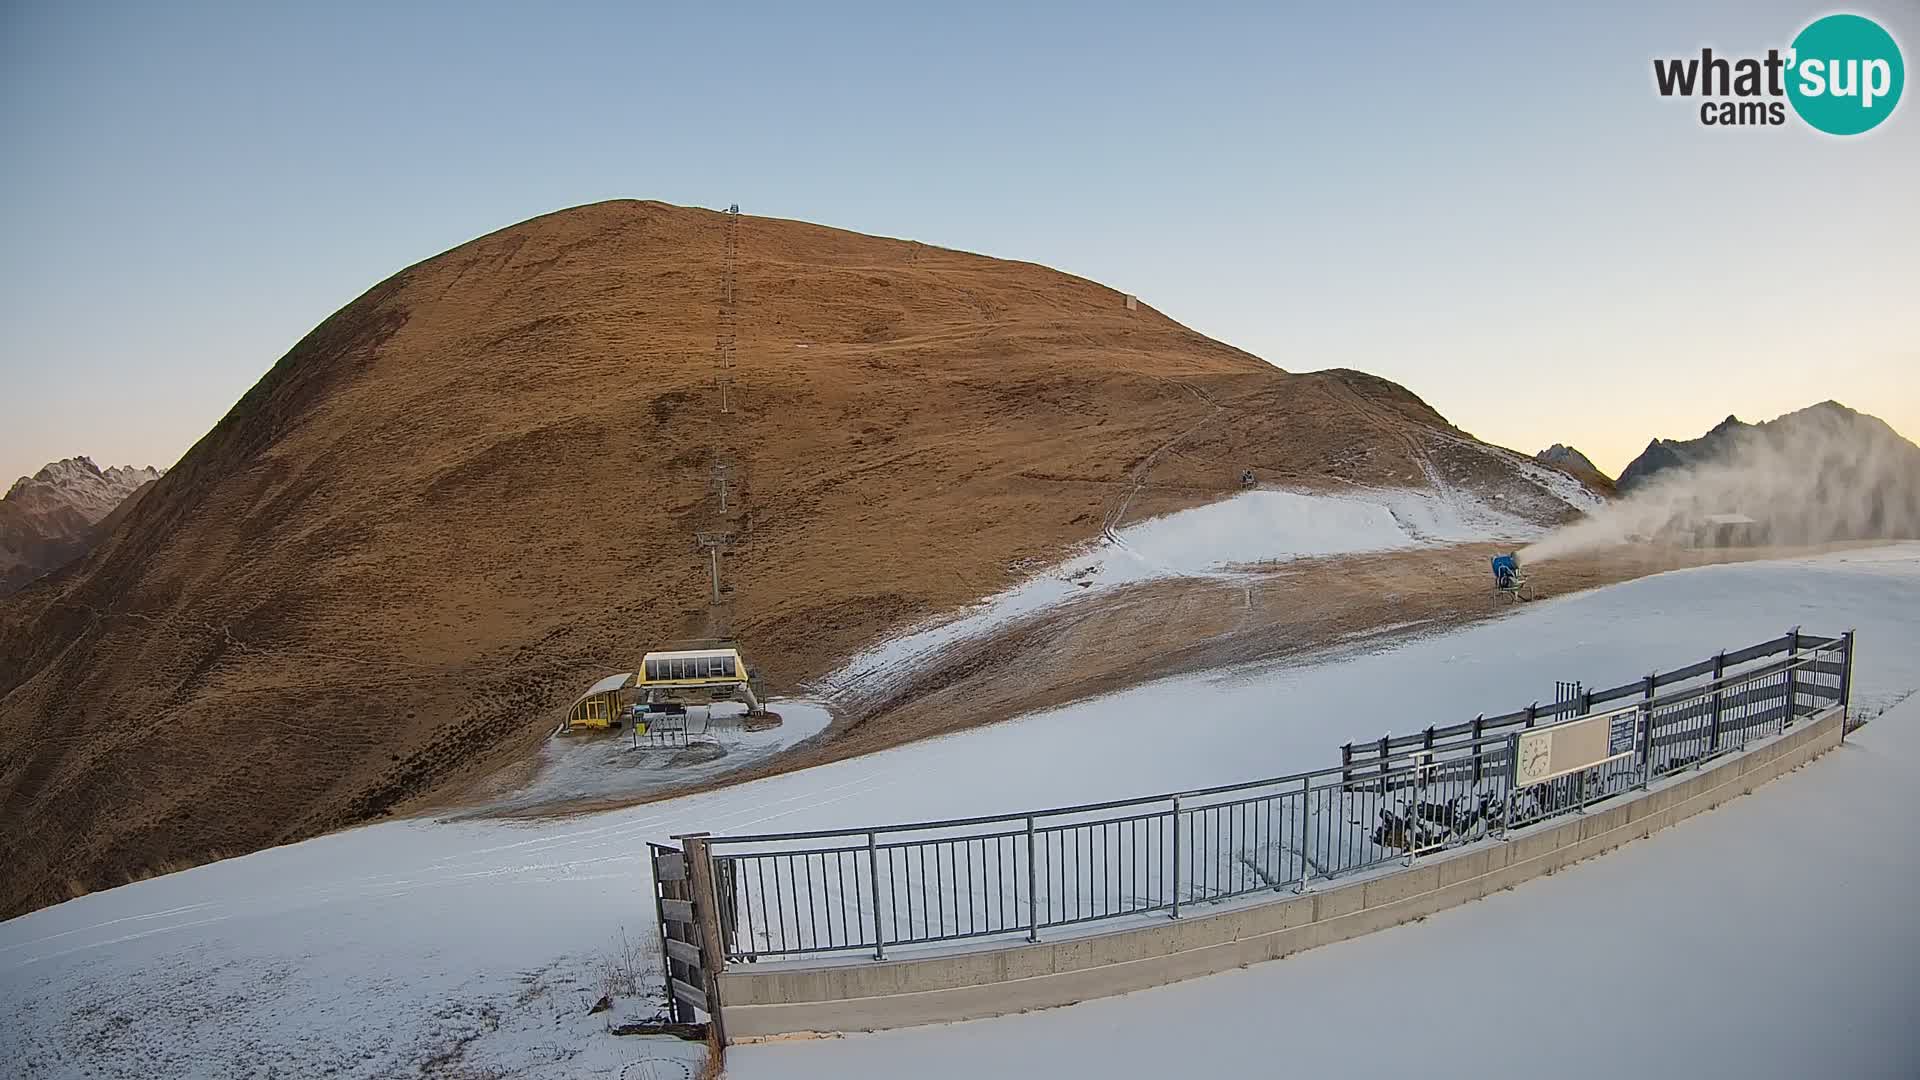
[1787,14,1904,135]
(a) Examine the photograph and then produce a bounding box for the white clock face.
[1517,733,1553,783]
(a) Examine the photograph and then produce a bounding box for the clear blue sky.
[3,0,1915,484]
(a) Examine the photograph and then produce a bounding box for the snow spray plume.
[1520,404,1920,564]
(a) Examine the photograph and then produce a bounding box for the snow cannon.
[1491,553,1532,601]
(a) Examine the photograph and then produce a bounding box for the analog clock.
[1516,732,1554,785]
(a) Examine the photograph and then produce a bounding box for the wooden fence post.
[678,833,729,1049]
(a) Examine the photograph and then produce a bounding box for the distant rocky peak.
[11,456,100,496]
[102,463,164,486]
[1535,443,1601,473]
[5,456,166,515]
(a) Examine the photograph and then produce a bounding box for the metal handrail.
[701,630,1852,963]
[706,632,1839,848]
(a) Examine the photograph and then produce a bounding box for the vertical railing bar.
[836,851,850,948]
[865,832,883,959]
[802,851,817,950]
[1024,816,1039,939]
[753,857,768,957]
[934,842,946,939]
[1075,822,1090,914]
[889,847,902,950]
[788,854,803,950]
[1108,822,1117,917]
[770,857,787,956]
[968,838,979,935]
[1213,805,1222,900]
[908,845,920,941]
[1171,795,1183,918]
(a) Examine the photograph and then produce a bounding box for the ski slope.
[3,545,1916,1078]
[827,485,1549,694]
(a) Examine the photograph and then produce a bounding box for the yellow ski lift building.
[638,647,760,712]
[563,671,635,731]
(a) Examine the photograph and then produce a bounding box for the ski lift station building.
[560,647,761,732]
[638,647,758,710]
[564,671,634,730]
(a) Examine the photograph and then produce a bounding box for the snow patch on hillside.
[1510,452,1607,510]
[826,486,1543,694]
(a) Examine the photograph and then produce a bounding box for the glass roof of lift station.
[641,649,743,682]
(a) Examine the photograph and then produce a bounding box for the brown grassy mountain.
[0,200,1594,917]
[0,458,163,596]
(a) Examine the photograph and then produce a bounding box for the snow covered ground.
[732,685,1920,1080]
[3,545,1915,1078]
[466,699,834,814]
[826,485,1548,694]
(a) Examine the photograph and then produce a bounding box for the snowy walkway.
[731,693,1920,1080]
[3,546,1916,1077]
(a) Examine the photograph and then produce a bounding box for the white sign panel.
[1512,709,1639,787]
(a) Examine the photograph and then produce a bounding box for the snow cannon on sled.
[1491,553,1533,602]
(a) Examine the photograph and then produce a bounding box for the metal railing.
[704,629,1853,962]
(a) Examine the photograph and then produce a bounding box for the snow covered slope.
[828,485,1547,693]
[4,545,1915,1078]
[733,688,1920,1080]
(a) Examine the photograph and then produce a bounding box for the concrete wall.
[720,706,1844,1040]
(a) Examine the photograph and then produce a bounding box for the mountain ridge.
[0,456,163,597]
[1616,401,1917,495]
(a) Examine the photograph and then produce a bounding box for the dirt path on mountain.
[482,540,1878,820]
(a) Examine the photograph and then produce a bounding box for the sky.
[2,0,1915,485]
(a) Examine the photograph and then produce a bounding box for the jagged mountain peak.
[1,456,166,598]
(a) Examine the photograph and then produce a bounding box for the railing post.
[1525,702,1538,728]
[1376,734,1389,788]
[1708,651,1726,756]
[1420,728,1435,828]
[1784,626,1800,729]
[1470,715,1484,784]
[1840,630,1856,743]
[1499,733,1519,838]
[1641,674,1656,789]
[1170,795,1183,919]
[1294,775,1312,892]
[1025,816,1039,942]
[866,831,885,961]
